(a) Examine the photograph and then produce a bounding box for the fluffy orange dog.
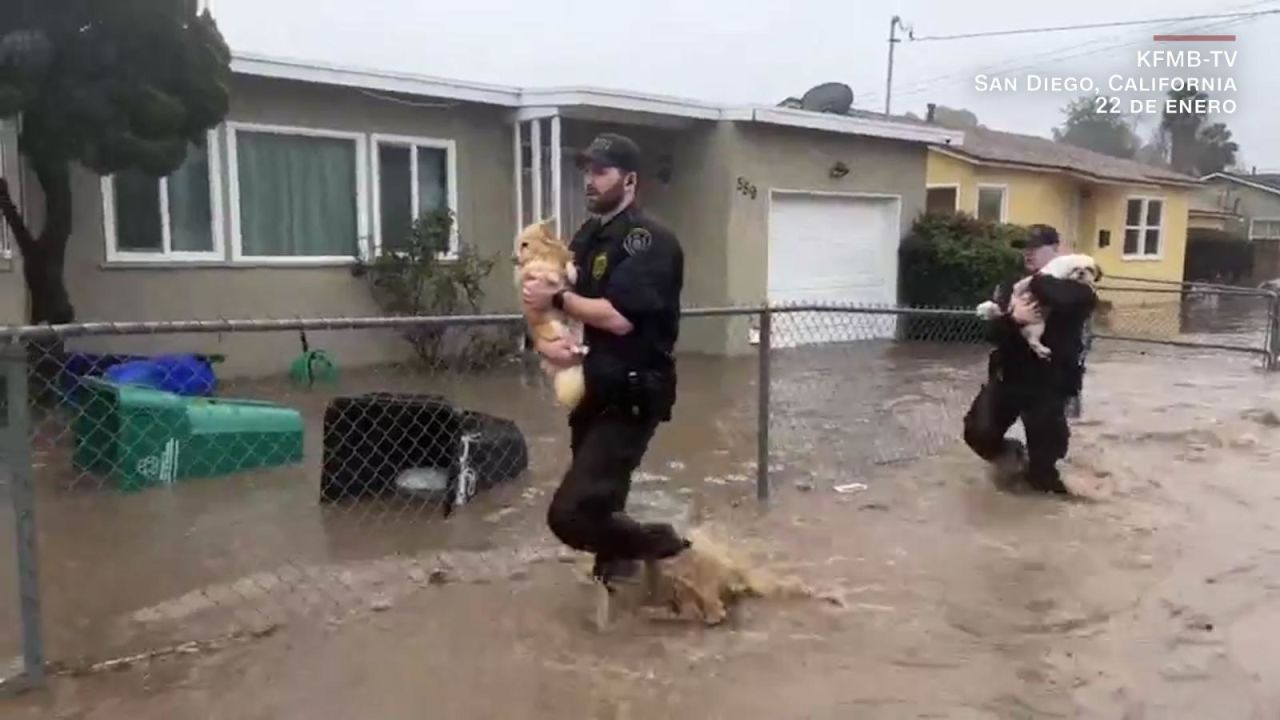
[514,219,587,410]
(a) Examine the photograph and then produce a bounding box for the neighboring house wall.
[1195,179,1280,234]
[925,151,1085,250]
[1087,185,1189,305]
[17,75,518,378]
[723,122,928,353]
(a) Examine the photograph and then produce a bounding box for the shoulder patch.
[623,228,653,256]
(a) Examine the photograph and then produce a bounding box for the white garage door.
[767,192,901,345]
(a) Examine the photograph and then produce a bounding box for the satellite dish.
[800,82,854,114]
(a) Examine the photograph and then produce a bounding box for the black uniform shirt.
[569,205,683,380]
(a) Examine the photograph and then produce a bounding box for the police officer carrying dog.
[963,224,1098,494]
[522,133,690,588]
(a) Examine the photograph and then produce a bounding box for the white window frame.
[1122,195,1165,260]
[226,122,369,264]
[925,183,960,213]
[975,183,1008,223]
[0,120,12,259]
[101,128,226,264]
[1249,217,1280,241]
[370,133,459,258]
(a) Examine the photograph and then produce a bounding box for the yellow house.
[925,127,1200,304]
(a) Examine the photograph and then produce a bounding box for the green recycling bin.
[73,378,304,491]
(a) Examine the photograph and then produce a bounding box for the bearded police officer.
[522,132,689,589]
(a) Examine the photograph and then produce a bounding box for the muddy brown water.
[3,324,1280,717]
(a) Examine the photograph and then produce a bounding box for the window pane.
[1254,220,1280,239]
[114,171,163,252]
[167,142,214,252]
[977,188,1003,222]
[1144,229,1160,255]
[1123,228,1140,254]
[416,146,449,216]
[926,187,957,215]
[1145,200,1162,227]
[1125,199,1143,227]
[378,144,412,252]
[237,132,358,257]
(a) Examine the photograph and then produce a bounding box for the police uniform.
[544,134,689,580]
[962,226,1098,494]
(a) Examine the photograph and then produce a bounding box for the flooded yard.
[1,307,1279,718]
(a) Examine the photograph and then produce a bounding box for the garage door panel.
[767,193,900,345]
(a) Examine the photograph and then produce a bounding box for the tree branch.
[0,177,37,256]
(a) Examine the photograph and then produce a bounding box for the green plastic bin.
[73,378,304,491]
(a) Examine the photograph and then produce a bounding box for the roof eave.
[932,146,1199,189]
[1199,172,1280,197]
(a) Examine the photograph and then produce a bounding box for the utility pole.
[885,15,912,116]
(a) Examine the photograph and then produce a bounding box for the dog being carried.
[976,253,1103,361]
[514,219,587,410]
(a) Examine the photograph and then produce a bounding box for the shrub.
[898,212,1026,341]
[355,209,503,369]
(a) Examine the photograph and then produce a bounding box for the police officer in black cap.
[962,224,1098,494]
[522,132,689,587]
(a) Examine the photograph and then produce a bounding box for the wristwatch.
[551,289,567,311]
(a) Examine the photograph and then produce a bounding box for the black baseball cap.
[1015,224,1060,250]
[576,133,641,173]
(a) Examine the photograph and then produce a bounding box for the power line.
[909,8,1279,42]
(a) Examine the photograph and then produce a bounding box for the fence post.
[1269,293,1280,371]
[756,308,771,503]
[3,344,44,691]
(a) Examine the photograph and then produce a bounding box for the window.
[1250,219,1280,240]
[228,124,367,262]
[372,135,457,255]
[103,131,222,262]
[976,185,1007,222]
[1097,229,1111,249]
[1123,197,1163,258]
[925,186,958,215]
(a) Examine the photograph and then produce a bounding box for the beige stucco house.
[0,54,961,376]
[1191,172,1280,281]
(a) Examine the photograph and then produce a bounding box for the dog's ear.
[539,218,557,235]
[1093,264,1104,282]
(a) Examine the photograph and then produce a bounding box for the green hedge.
[898,212,1026,341]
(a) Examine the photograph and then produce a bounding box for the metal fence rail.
[0,294,1275,691]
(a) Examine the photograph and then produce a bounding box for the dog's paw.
[975,301,1001,320]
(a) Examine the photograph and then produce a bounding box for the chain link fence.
[0,294,1276,691]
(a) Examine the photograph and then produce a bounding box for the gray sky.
[215,0,1279,169]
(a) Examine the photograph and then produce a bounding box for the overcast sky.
[214,0,1279,170]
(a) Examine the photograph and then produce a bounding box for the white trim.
[518,87,723,121]
[226,121,369,264]
[102,128,225,264]
[1200,172,1280,198]
[231,52,521,107]
[726,107,964,145]
[550,115,562,238]
[530,118,543,222]
[925,183,961,212]
[370,133,460,257]
[513,120,524,234]
[0,120,13,259]
[1121,195,1166,260]
[1249,217,1280,241]
[975,183,1009,223]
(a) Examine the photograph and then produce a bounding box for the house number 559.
[736,177,758,199]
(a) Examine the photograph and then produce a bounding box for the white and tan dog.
[514,219,587,410]
[976,253,1102,360]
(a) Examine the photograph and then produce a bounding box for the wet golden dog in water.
[514,219,587,410]
[646,528,811,625]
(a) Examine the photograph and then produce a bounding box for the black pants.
[963,379,1070,493]
[546,407,685,562]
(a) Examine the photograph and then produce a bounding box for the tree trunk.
[0,157,75,407]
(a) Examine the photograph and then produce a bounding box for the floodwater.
[2,314,1280,718]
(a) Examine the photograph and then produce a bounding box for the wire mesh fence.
[0,292,1275,689]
